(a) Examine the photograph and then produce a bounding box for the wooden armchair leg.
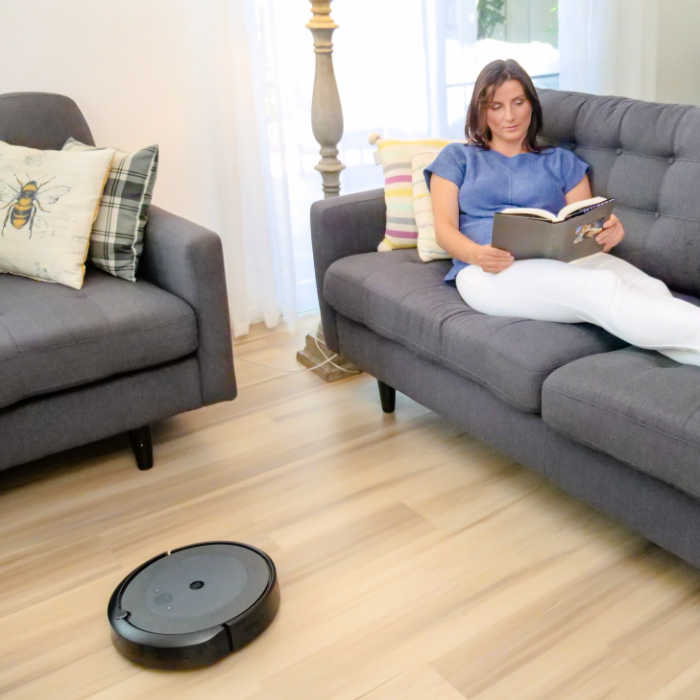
[377,380,396,414]
[129,426,153,470]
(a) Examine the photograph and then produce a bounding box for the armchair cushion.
[0,268,197,410]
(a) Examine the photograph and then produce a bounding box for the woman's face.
[484,79,532,149]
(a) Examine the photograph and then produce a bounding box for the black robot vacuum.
[108,542,279,669]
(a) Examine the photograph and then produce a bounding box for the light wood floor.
[2,313,700,700]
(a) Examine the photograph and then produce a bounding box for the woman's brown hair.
[465,59,543,152]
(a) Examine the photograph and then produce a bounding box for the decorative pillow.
[0,141,114,289]
[370,134,450,250]
[411,151,451,262]
[63,137,158,282]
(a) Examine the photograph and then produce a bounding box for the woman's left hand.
[596,213,625,253]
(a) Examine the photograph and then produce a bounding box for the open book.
[499,196,610,223]
[492,196,615,262]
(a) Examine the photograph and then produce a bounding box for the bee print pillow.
[0,141,114,289]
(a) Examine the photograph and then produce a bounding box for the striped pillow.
[372,136,450,250]
[411,151,451,262]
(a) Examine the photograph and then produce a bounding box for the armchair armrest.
[140,205,236,404]
[310,188,386,351]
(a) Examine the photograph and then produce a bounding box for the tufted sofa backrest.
[0,92,94,151]
[538,88,700,297]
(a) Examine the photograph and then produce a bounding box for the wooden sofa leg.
[129,426,153,470]
[377,380,396,413]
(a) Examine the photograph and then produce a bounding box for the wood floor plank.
[358,666,465,700]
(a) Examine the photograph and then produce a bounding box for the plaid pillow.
[63,137,158,281]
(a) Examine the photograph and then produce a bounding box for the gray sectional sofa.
[311,88,700,570]
[0,93,236,471]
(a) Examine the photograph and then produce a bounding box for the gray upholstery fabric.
[325,249,627,413]
[140,206,236,404]
[0,358,201,470]
[0,92,94,149]
[539,89,700,297]
[0,269,198,410]
[542,347,700,500]
[310,189,386,351]
[337,316,700,569]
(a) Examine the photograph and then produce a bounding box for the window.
[437,0,559,135]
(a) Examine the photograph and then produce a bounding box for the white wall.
[656,0,700,105]
[0,0,244,227]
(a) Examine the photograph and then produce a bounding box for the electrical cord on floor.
[312,334,357,374]
[237,333,357,376]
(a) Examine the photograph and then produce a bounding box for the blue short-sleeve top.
[424,143,591,282]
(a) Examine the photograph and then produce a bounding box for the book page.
[556,196,607,221]
[498,207,557,222]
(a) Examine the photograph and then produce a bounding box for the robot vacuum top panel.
[120,543,272,635]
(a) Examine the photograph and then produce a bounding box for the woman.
[426,59,700,367]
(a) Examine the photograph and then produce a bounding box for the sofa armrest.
[310,188,386,351]
[139,205,236,404]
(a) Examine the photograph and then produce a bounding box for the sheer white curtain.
[173,0,309,337]
[249,0,441,317]
[558,0,658,100]
[224,1,297,337]
[179,0,298,338]
[245,0,443,318]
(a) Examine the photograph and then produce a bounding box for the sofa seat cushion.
[0,268,198,409]
[542,346,700,500]
[324,250,627,413]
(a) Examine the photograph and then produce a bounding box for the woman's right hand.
[474,245,514,273]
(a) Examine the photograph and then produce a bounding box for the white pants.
[455,253,700,367]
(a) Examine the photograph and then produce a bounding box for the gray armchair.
[0,92,236,471]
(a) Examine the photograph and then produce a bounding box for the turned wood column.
[307,0,345,198]
[297,1,358,380]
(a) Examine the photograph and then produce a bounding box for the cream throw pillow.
[411,151,451,262]
[0,141,114,289]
